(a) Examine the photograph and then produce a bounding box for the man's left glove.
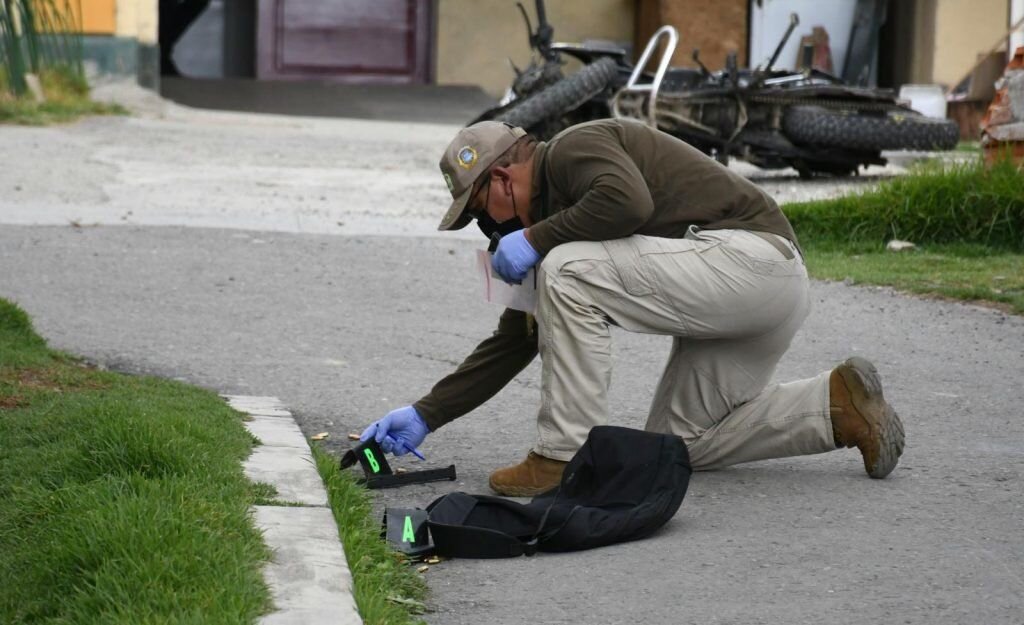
[360,406,430,456]
[492,229,541,284]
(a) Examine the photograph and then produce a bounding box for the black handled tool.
[340,438,456,489]
[488,232,502,253]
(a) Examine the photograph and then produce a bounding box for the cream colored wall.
[932,0,1008,87]
[115,0,157,44]
[437,0,635,97]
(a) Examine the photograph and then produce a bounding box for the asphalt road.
[1,110,1021,624]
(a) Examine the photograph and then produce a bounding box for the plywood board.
[636,0,747,69]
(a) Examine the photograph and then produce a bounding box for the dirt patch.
[0,364,111,397]
[0,394,28,410]
[8,368,64,393]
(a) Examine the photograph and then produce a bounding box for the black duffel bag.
[426,425,691,558]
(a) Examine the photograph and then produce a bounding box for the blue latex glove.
[492,229,541,284]
[360,406,429,457]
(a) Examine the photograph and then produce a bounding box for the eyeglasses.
[466,177,491,220]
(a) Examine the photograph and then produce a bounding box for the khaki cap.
[437,121,526,231]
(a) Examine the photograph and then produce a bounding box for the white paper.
[476,249,538,314]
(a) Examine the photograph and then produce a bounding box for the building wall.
[78,0,159,88]
[436,0,635,97]
[79,0,117,34]
[79,0,156,42]
[1013,0,1024,53]
[932,0,1008,88]
[114,0,158,45]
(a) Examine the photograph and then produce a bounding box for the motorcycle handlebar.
[534,0,548,28]
[532,0,555,60]
[765,13,800,72]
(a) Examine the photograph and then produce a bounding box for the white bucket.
[898,84,947,119]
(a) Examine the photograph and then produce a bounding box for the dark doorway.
[256,0,434,83]
[159,0,211,76]
[159,0,256,79]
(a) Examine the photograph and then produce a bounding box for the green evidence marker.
[402,515,416,543]
[363,447,381,473]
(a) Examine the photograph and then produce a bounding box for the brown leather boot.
[830,357,906,479]
[489,451,568,497]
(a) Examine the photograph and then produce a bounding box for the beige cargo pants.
[533,227,836,469]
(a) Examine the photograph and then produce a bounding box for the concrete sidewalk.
[0,97,911,242]
[160,77,498,125]
[226,395,361,625]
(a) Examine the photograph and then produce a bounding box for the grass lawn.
[786,159,1024,314]
[0,298,272,623]
[0,69,126,125]
[801,243,1024,314]
[0,297,429,624]
[314,448,429,624]
[0,95,125,124]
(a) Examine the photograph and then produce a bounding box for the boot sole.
[838,357,906,479]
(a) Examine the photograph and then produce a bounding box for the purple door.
[257,0,433,83]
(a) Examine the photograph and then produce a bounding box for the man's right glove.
[492,229,541,284]
[359,405,429,456]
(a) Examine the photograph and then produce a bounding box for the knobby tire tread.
[496,57,618,132]
[783,105,960,152]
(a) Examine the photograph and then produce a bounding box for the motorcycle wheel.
[783,105,960,152]
[496,57,618,136]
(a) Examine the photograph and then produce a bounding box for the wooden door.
[257,0,433,83]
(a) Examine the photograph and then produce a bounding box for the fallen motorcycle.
[472,1,960,177]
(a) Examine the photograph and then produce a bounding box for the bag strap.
[526,485,584,550]
[529,484,562,544]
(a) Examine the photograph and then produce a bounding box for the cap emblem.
[457,146,478,169]
[443,172,454,193]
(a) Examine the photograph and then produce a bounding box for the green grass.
[0,67,125,125]
[801,242,1024,313]
[313,446,429,625]
[1,0,117,126]
[785,159,1024,313]
[0,298,273,623]
[2,0,87,99]
[0,91,125,124]
[784,159,1024,251]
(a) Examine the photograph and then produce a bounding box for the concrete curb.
[223,395,361,625]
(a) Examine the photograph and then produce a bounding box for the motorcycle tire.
[496,57,618,133]
[783,105,960,152]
